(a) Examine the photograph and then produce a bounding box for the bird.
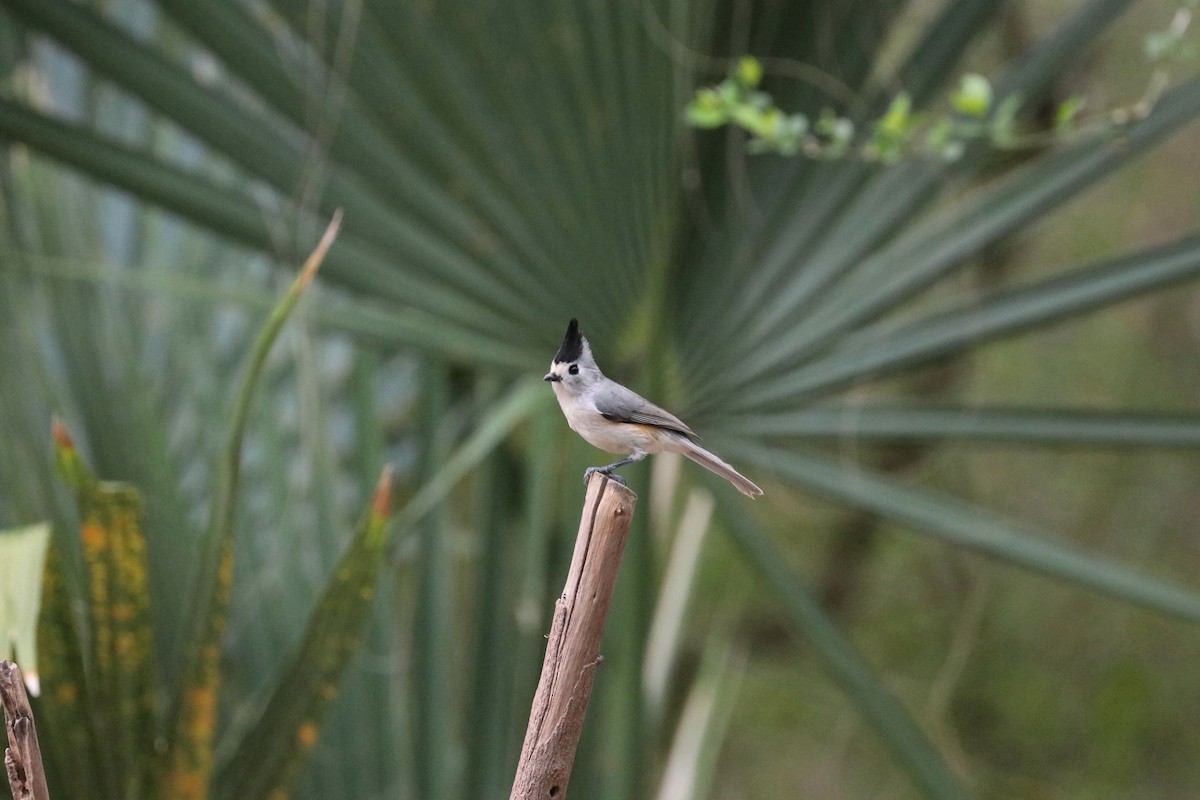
[543,319,763,497]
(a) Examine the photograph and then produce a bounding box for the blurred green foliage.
[7,238,396,800]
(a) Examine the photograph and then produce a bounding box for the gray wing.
[593,381,698,440]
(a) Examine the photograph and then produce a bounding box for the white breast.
[552,385,664,455]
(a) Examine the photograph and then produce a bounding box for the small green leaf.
[785,113,809,137]
[685,90,728,128]
[749,113,807,155]
[990,94,1024,147]
[1055,95,1086,134]
[814,108,838,135]
[735,56,762,89]
[746,90,772,110]
[815,110,854,143]
[878,92,913,137]
[717,77,741,105]
[730,103,767,134]
[761,107,786,136]
[871,94,915,163]
[952,73,993,117]
[830,118,854,151]
[923,117,954,150]
[1144,29,1174,60]
[1143,9,1193,65]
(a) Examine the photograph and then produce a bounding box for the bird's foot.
[582,466,627,487]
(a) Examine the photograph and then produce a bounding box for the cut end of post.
[584,471,637,502]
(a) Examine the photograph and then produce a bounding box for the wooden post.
[2,661,50,800]
[509,473,637,800]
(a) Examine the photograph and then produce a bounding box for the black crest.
[554,318,584,363]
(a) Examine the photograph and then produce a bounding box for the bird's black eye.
[568,364,579,375]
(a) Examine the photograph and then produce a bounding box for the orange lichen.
[165,771,206,800]
[81,521,106,549]
[297,722,319,749]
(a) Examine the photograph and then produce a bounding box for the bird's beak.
[544,372,561,382]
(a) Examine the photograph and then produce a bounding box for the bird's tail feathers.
[673,437,763,497]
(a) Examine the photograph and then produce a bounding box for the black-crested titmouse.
[544,319,763,497]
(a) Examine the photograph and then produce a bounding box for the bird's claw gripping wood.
[582,466,626,487]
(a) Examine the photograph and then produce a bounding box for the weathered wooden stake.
[2,660,50,800]
[509,473,637,800]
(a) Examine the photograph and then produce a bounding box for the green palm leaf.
[727,405,1200,446]
[726,442,1200,621]
[735,232,1200,409]
[713,486,971,800]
